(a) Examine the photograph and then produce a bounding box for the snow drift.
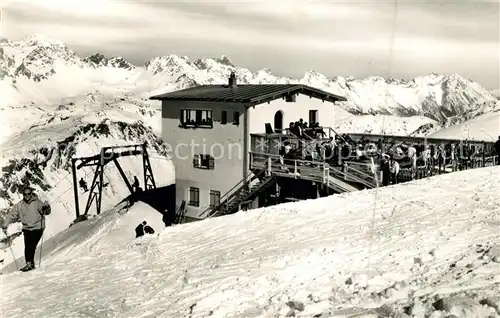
[1,201,165,274]
[2,166,500,317]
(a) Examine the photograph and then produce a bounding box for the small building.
[150,72,350,220]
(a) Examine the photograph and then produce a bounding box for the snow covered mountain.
[0,34,176,245]
[490,89,500,98]
[1,34,498,126]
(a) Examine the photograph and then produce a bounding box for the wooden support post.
[321,164,327,184]
[482,142,485,167]
[71,158,80,218]
[113,158,133,193]
[294,160,297,177]
[243,109,250,189]
[267,156,272,175]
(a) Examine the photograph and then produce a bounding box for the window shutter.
[208,156,215,169]
[192,155,199,168]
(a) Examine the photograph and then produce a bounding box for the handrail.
[345,163,377,181]
[250,151,376,189]
[344,166,377,188]
[250,151,324,167]
[326,127,349,143]
[283,126,332,141]
[200,169,260,218]
[328,165,376,189]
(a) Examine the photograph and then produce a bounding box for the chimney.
[228,71,237,88]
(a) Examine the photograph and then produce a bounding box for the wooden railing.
[251,150,499,189]
[199,169,264,218]
[250,151,378,189]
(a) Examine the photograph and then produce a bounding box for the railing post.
[322,163,326,183]
[482,142,485,167]
[294,160,298,177]
[267,156,272,175]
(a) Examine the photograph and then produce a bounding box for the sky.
[2,0,499,89]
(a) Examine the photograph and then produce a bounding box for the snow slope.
[1,201,165,274]
[334,114,437,136]
[428,111,500,142]
[2,167,500,317]
[0,102,175,265]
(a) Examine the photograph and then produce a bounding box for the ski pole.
[8,244,19,271]
[38,234,44,268]
[38,213,45,268]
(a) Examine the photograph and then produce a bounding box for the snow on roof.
[429,111,500,142]
[2,167,500,317]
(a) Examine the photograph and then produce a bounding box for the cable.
[365,0,399,275]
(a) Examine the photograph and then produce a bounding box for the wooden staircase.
[329,163,378,189]
[201,170,276,218]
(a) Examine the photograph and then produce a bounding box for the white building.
[150,73,347,220]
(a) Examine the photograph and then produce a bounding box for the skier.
[79,178,88,192]
[1,186,51,272]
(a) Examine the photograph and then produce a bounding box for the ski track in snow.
[2,167,500,317]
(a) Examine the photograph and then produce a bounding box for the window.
[180,109,213,128]
[193,154,215,170]
[233,111,240,125]
[221,111,228,124]
[309,110,318,125]
[209,190,220,208]
[189,187,199,207]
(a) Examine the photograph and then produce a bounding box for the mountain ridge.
[1,34,498,124]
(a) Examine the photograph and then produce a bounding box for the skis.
[0,232,23,273]
[0,232,21,249]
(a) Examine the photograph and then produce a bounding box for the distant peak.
[23,33,64,46]
[216,55,234,67]
[84,53,134,70]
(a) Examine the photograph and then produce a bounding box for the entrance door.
[274,110,284,133]
[209,190,220,208]
[309,110,318,125]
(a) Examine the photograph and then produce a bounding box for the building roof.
[149,84,347,106]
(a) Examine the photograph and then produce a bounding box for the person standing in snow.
[436,145,446,174]
[390,158,400,184]
[381,155,391,186]
[407,144,417,179]
[1,186,51,272]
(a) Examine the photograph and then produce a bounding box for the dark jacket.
[135,224,145,238]
[2,194,51,231]
[144,225,155,235]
